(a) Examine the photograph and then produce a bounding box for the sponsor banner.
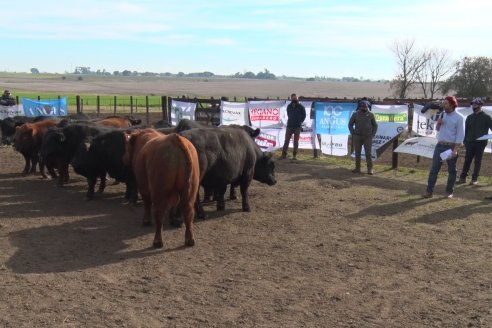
[255,128,282,152]
[412,105,466,138]
[0,105,24,119]
[320,134,349,156]
[22,97,68,117]
[248,100,285,128]
[372,104,408,123]
[220,101,249,126]
[394,136,437,159]
[315,102,355,135]
[278,128,319,150]
[279,100,314,131]
[170,100,196,126]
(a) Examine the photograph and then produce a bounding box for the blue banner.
[315,102,356,135]
[22,97,68,117]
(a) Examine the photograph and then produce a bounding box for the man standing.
[348,99,378,175]
[457,97,492,186]
[0,90,16,106]
[422,96,465,199]
[279,93,306,160]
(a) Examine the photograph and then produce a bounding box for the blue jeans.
[426,144,458,194]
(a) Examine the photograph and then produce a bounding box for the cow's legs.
[97,172,106,193]
[86,176,97,199]
[21,153,30,174]
[181,200,195,247]
[215,185,228,211]
[152,206,166,248]
[141,192,152,226]
[240,180,252,212]
[229,185,238,200]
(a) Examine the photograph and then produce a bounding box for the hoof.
[153,240,163,248]
[242,206,251,212]
[185,238,195,247]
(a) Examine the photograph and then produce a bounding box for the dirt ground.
[0,76,490,327]
[0,144,491,327]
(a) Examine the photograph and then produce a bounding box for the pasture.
[0,75,490,326]
[0,144,491,327]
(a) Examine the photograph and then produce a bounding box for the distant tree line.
[390,39,492,99]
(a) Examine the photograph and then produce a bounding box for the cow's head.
[13,124,34,151]
[254,152,276,186]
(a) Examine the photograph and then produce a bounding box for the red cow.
[13,119,60,177]
[94,116,141,128]
[124,129,200,248]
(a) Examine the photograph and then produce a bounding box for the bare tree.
[416,48,453,98]
[390,39,428,98]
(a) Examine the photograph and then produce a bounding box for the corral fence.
[17,95,485,169]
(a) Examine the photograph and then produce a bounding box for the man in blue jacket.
[279,93,306,160]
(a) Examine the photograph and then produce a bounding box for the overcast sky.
[2,0,491,79]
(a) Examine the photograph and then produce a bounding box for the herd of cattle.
[0,114,277,248]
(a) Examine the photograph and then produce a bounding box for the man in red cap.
[457,97,492,186]
[422,96,465,199]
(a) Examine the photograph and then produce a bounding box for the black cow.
[179,127,276,217]
[39,122,114,186]
[71,129,137,203]
[151,119,173,129]
[0,116,51,145]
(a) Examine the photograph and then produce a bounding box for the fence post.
[392,138,399,169]
[145,95,150,125]
[96,95,100,117]
[114,96,117,115]
[76,95,82,113]
[130,96,133,115]
[161,96,168,122]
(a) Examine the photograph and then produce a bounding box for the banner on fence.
[457,106,492,153]
[255,128,282,152]
[394,136,437,159]
[314,102,355,135]
[320,134,349,156]
[248,100,285,129]
[220,101,249,126]
[22,97,68,117]
[0,105,24,119]
[278,129,320,150]
[170,100,196,126]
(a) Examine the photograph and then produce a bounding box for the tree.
[30,68,40,74]
[242,71,256,79]
[390,39,428,98]
[442,56,492,98]
[415,48,453,98]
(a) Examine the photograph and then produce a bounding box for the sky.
[2,0,492,80]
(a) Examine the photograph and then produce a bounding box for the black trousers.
[460,140,488,181]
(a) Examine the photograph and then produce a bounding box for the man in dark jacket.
[457,97,492,186]
[0,90,16,106]
[348,99,378,174]
[279,93,306,160]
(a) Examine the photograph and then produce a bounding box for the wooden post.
[114,96,117,115]
[161,96,168,121]
[392,138,399,169]
[145,95,150,125]
[130,96,134,115]
[76,95,81,113]
[96,95,100,117]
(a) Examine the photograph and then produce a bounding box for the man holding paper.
[422,96,464,199]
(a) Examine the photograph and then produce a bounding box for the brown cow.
[124,129,200,248]
[94,116,141,128]
[13,119,60,177]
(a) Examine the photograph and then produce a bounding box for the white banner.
[0,105,24,119]
[278,128,319,150]
[255,128,282,152]
[220,101,249,126]
[170,100,196,126]
[320,134,349,156]
[394,136,438,159]
[248,100,286,129]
